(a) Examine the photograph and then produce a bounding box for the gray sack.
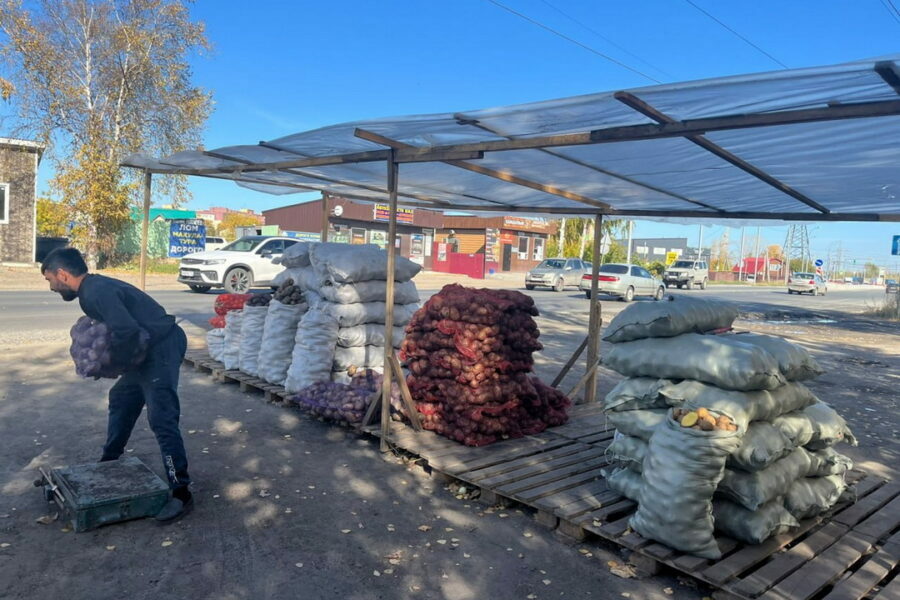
[606,409,668,442]
[603,295,738,343]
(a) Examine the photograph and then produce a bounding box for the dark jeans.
[101,325,190,491]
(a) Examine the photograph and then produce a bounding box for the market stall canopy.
[123,56,900,222]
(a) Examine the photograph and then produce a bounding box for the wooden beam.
[614,91,831,214]
[453,113,726,213]
[583,216,603,404]
[139,170,152,291]
[380,152,399,452]
[551,334,589,388]
[321,192,330,242]
[389,353,423,432]
[876,61,900,95]
[209,146,455,209]
[354,128,612,211]
[568,359,601,400]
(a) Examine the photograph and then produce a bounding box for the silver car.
[788,272,828,296]
[580,263,665,302]
[525,258,592,292]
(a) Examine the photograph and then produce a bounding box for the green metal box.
[41,456,170,532]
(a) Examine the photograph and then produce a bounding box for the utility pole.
[697,224,704,261]
[558,217,566,257]
[753,227,761,284]
[625,220,634,265]
[738,227,746,282]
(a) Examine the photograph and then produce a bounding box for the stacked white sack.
[281,242,421,393]
[600,295,855,558]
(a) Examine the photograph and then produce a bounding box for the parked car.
[177,236,299,293]
[885,279,899,294]
[525,258,592,292]
[204,236,227,252]
[663,259,709,289]
[787,272,828,296]
[580,263,665,302]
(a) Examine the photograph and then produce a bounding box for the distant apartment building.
[195,206,265,225]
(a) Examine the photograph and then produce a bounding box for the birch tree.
[0,0,211,265]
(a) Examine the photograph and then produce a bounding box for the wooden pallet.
[182,354,899,599]
[183,353,290,403]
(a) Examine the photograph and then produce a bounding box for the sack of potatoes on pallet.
[268,242,421,399]
[601,295,856,559]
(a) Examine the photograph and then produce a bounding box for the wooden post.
[139,170,152,291]
[321,192,330,242]
[583,214,603,404]
[381,152,399,451]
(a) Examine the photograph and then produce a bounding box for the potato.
[681,412,699,427]
[696,407,709,419]
[698,415,716,431]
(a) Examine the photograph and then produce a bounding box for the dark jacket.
[78,274,176,367]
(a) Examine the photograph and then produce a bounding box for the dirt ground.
[0,283,897,600]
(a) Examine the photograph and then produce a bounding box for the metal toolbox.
[37,456,170,532]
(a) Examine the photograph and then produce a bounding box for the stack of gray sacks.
[601,296,856,559]
[273,242,421,393]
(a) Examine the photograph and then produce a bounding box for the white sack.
[785,475,847,520]
[806,448,853,477]
[276,241,315,268]
[333,345,385,371]
[604,333,786,391]
[222,310,244,370]
[718,448,814,511]
[772,402,858,449]
[732,333,824,381]
[337,324,406,348]
[603,378,669,412]
[272,266,323,290]
[206,329,225,362]
[606,409,668,442]
[238,305,269,376]
[319,279,420,305]
[728,422,796,472]
[659,380,816,430]
[712,499,799,545]
[603,295,738,343]
[320,301,419,328]
[607,467,643,501]
[283,309,340,393]
[631,409,743,559]
[257,300,308,385]
[310,242,422,283]
[607,434,648,472]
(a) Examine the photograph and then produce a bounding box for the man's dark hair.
[41,247,89,276]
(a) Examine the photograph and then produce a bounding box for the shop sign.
[373,204,414,224]
[502,216,549,232]
[485,228,500,262]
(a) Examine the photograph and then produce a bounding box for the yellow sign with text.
[665,251,680,266]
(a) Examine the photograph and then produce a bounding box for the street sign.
[665,251,680,266]
[892,235,900,256]
[599,236,611,256]
[814,258,823,267]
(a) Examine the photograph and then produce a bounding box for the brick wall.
[0,143,40,263]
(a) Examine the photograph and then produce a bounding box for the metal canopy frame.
[124,57,900,446]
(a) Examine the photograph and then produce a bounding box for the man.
[42,247,193,521]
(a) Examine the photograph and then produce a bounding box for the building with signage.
[262,196,443,269]
[0,138,43,264]
[195,206,265,225]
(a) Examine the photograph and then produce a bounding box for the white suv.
[178,236,299,293]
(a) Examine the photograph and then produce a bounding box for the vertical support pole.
[558,217,566,257]
[738,227,745,282]
[697,224,704,261]
[625,220,633,265]
[321,192,330,242]
[139,170,152,291]
[584,214,603,404]
[753,226,761,284]
[381,151,399,451]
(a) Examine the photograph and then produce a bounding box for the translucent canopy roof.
[123,56,900,222]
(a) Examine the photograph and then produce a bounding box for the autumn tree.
[218,212,262,240]
[0,0,211,266]
[36,196,69,236]
[547,217,624,262]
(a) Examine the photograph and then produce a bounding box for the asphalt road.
[0,281,887,344]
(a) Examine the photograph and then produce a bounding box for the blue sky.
[33,0,900,268]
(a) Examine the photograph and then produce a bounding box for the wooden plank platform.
[182,352,899,600]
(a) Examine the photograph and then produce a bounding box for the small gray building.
[0,138,43,264]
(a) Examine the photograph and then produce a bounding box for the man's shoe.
[155,495,194,523]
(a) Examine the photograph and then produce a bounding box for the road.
[0,280,887,345]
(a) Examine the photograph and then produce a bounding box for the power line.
[683,0,789,69]
[880,0,900,26]
[538,0,675,80]
[484,0,661,83]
